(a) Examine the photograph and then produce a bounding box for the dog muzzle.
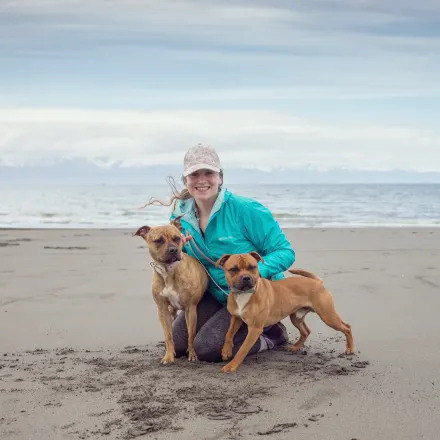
[230,286,256,295]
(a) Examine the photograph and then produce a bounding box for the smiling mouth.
[195,186,210,192]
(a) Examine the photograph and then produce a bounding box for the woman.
[147,143,295,362]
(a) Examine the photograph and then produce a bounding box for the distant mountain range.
[1,159,440,184]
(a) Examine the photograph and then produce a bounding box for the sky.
[1,0,440,180]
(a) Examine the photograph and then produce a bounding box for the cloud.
[2,0,438,47]
[2,1,439,58]
[1,107,439,172]
[1,0,439,110]
[0,0,439,174]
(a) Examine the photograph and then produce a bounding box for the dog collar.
[150,261,180,276]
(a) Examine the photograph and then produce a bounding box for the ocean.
[1,183,439,229]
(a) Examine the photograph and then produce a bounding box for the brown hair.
[138,171,224,212]
[138,175,190,211]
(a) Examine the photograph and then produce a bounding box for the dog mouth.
[232,280,255,292]
[164,254,182,264]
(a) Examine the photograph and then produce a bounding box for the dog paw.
[187,348,198,362]
[221,362,238,373]
[345,348,355,355]
[161,353,175,364]
[221,345,233,361]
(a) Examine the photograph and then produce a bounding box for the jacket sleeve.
[240,201,295,279]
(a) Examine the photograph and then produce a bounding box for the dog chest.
[235,292,253,316]
[160,286,182,310]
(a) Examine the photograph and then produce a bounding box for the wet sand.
[1,227,439,439]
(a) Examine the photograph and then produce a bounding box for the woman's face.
[185,169,222,202]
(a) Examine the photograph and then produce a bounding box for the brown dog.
[216,252,354,373]
[134,216,208,364]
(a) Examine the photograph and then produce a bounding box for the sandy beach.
[1,227,439,440]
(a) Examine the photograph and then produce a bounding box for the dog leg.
[288,314,311,352]
[221,315,243,361]
[303,321,311,336]
[185,304,198,362]
[157,305,176,364]
[314,295,355,355]
[221,325,263,373]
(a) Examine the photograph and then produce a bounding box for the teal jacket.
[170,188,295,304]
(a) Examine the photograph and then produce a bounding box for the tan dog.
[134,216,208,364]
[216,252,354,373]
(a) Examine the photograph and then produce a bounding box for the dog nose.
[242,275,252,283]
[168,247,178,254]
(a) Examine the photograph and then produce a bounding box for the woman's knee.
[193,334,223,363]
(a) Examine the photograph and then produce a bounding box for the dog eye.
[248,265,257,270]
[153,237,164,245]
[173,236,181,243]
[229,267,239,273]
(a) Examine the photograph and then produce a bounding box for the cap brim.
[183,164,221,177]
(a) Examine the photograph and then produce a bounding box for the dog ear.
[249,252,264,264]
[170,214,184,231]
[133,225,151,237]
[215,254,232,268]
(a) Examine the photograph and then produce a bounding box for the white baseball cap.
[183,143,222,177]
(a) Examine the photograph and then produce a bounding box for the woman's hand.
[181,233,192,245]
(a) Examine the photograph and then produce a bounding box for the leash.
[186,239,230,297]
[187,238,217,266]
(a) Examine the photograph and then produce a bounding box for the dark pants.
[172,293,265,362]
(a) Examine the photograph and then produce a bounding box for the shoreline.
[2,225,440,230]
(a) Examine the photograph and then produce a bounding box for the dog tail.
[288,269,322,283]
